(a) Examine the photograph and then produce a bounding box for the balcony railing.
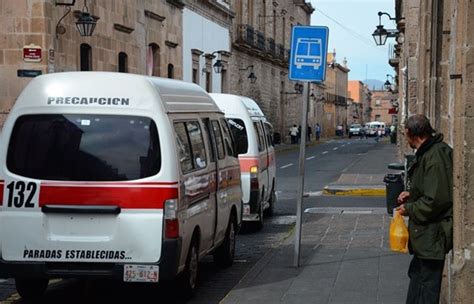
[276,44,285,59]
[256,31,265,51]
[267,38,275,55]
[238,24,255,47]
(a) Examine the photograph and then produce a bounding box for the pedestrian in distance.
[289,124,299,144]
[396,114,453,304]
[307,125,312,142]
[297,125,302,143]
[315,123,321,141]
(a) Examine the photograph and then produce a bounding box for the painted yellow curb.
[323,187,386,196]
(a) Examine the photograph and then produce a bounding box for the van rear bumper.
[0,238,182,281]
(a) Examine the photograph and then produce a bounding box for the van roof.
[13,72,221,114]
[210,93,266,119]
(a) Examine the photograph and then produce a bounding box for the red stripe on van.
[39,184,178,209]
[0,181,4,206]
[238,157,259,173]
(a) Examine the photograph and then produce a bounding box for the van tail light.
[164,199,179,239]
[250,166,259,191]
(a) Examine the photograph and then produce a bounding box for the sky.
[309,0,396,82]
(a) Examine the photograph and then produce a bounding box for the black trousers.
[406,256,445,304]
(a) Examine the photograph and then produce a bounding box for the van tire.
[179,237,199,298]
[15,278,49,300]
[264,185,276,217]
[214,215,236,268]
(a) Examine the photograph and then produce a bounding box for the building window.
[167,64,174,79]
[147,43,160,76]
[80,43,92,71]
[375,114,381,121]
[118,52,128,73]
[221,69,227,93]
[375,99,381,106]
[206,71,212,92]
[192,68,199,84]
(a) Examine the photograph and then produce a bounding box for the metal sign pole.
[293,81,309,268]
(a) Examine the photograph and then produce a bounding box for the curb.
[323,185,386,196]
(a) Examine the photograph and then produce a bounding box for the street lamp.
[203,50,227,74]
[372,11,398,46]
[75,0,97,37]
[294,82,304,94]
[384,74,396,92]
[240,65,257,84]
[55,0,98,38]
[213,59,223,74]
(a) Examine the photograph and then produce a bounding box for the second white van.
[210,94,276,229]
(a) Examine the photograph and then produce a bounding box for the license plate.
[123,265,159,283]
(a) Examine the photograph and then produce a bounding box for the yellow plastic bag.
[389,211,409,253]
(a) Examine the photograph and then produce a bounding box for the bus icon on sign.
[294,38,322,69]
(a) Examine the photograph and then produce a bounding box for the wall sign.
[23,44,42,63]
[17,70,42,78]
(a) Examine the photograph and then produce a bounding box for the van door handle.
[42,205,121,215]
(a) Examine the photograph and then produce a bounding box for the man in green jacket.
[397,114,453,304]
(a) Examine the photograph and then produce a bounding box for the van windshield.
[226,118,248,154]
[7,114,161,181]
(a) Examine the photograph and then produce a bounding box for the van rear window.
[227,118,248,154]
[7,114,161,181]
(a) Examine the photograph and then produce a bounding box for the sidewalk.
[221,141,411,304]
[324,140,399,196]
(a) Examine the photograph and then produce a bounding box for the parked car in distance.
[348,124,362,138]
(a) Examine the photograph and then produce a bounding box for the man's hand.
[396,204,408,216]
[397,191,410,205]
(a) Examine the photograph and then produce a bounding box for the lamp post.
[372,11,398,46]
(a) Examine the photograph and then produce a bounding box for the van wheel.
[15,278,49,300]
[179,238,199,298]
[214,215,236,268]
[264,187,276,217]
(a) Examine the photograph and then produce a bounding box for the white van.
[365,121,385,136]
[210,94,276,228]
[0,72,242,299]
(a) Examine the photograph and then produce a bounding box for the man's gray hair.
[405,114,435,138]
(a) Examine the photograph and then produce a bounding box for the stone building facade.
[393,0,474,301]
[348,80,372,124]
[228,0,313,141]
[0,0,184,127]
[370,90,397,125]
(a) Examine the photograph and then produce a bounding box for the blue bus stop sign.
[289,26,329,82]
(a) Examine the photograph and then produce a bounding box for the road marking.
[322,151,328,154]
[0,279,6,283]
[304,207,387,214]
[341,145,345,147]
[333,147,338,151]
[306,156,315,160]
[269,215,296,225]
[304,191,323,197]
[280,163,294,169]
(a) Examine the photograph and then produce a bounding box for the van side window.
[211,120,225,160]
[220,119,235,157]
[186,121,207,169]
[202,118,216,163]
[174,122,194,173]
[253,122,265,152]
[264,122,274,147]
[227,118,248,154]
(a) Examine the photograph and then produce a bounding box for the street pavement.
[221,137,412,304]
